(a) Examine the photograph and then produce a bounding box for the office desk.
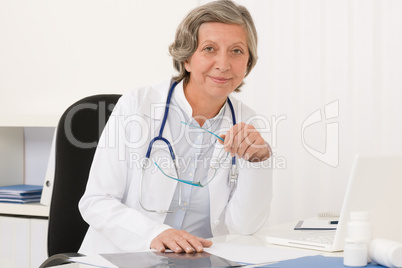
[48,222,343,268]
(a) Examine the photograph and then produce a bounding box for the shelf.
[0,202,49,217]
[0,115,60,127]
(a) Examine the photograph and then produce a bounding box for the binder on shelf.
[0,184,43,204]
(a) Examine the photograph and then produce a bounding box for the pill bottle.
[344,239,368,267]
[346,211,373,243]
[343,211,373,267]
[370,238,402,268]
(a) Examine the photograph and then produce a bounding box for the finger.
[231,124,251,157]
[187,237,213,252]
[238,133,258,159]
[150,239,166,252]
[199,238,213,248]
[218,134,225,144]
[246,137,272,162]
[184,236,204,253]
[223,128,234,152]
[239,143,252,160]
[162,238,182,253]
[175,236,195,253]
[224,123,244,154]
[223,122,242,151]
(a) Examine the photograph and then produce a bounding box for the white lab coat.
[78,79,273,254]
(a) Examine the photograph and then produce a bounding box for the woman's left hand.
[219,122,271,162]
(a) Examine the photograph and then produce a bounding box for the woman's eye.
[203,46,214,52]
[233,49,243,54]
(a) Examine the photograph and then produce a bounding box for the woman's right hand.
[150,229,213,253]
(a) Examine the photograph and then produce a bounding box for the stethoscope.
[139,81,239,214]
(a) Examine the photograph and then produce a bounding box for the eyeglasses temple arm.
[180,121,224,142]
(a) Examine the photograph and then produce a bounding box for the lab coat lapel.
[140,95,179,214]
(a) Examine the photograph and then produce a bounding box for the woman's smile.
[208,76,231,84]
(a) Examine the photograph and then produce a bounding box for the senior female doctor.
[78,0,273,255]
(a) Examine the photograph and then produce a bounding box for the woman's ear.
[184,59,191,73]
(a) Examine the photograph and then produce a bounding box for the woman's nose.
[214,52,230,72]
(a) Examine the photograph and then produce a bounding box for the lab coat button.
[214,220,220,226]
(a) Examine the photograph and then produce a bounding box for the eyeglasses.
[153,121,231,187]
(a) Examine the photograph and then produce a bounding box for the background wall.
[201,0,402,226]
[0,0,197,126]
[1,0,401,227]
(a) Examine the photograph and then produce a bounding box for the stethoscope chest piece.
[229,164,238,186]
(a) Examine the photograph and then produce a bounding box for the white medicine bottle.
[344,211,373,267]
[370,238,402,268]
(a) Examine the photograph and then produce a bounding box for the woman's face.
[184,22,249,100]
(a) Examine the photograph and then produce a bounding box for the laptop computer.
[266,154,402,252]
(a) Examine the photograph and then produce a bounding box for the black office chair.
[39,94,121,268]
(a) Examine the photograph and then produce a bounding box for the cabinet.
[0,204,49,268]
[0,127,53,268]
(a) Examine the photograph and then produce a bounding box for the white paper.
[204,242,318,264]
[69,255,118,268]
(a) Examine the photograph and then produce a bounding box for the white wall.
[0,0,197,126]
[202,0,402,226]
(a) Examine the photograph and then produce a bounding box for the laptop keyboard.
[291,230,336,245]
[266,230,337,250]
[299,233,335,244]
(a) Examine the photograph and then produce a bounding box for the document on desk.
[204,243,318,264]
[69,243,318,267]
[69,250,241,268]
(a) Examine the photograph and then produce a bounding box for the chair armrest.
[39,252,86,268]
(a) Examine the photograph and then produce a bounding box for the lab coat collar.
[172,81,193,119]
[138,79,173,120]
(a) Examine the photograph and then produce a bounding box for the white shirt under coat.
[163,81,228,238]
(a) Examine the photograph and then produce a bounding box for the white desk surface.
[49,221,343,268]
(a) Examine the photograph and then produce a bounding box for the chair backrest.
[47,94,121,257]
